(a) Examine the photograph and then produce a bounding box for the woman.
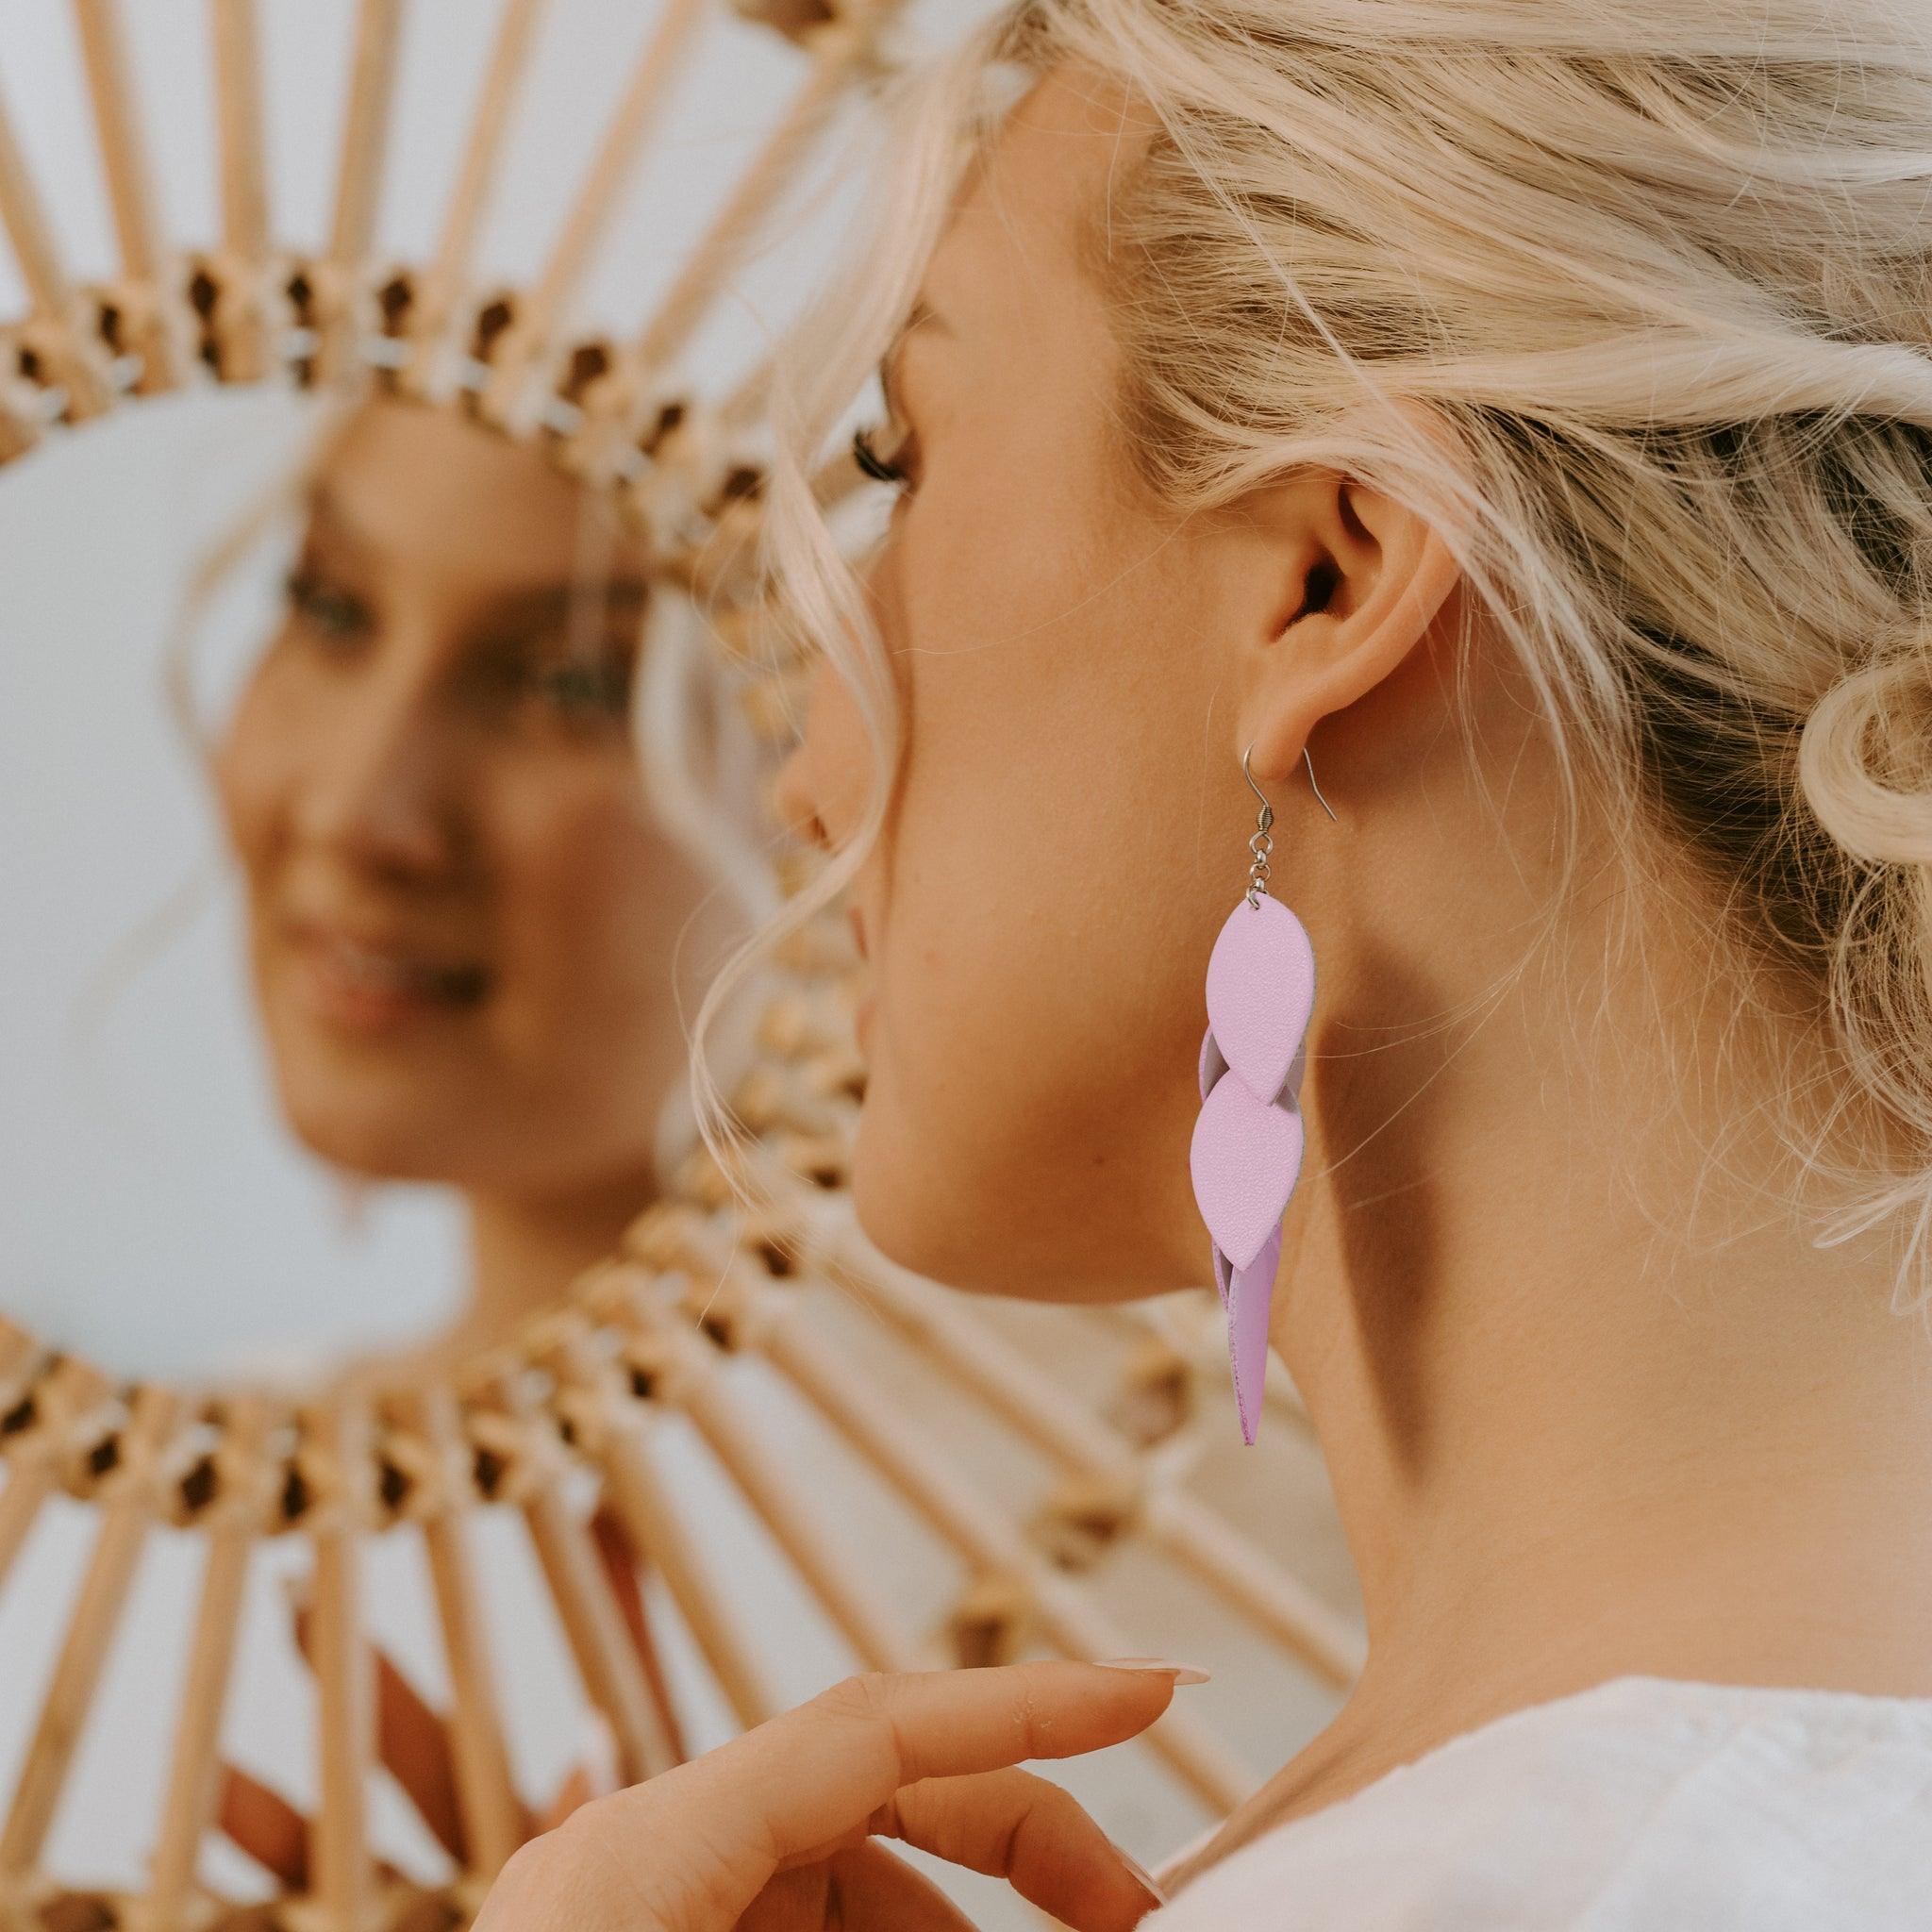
[483,0,1932,1924]
[213,390,759,1377]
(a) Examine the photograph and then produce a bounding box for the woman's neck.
[1210,850,1932,1877]
[365,1167,661,1386]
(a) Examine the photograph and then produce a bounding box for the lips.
[281,916,493,1034]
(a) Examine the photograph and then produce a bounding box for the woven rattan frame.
[0,5,1366,1926]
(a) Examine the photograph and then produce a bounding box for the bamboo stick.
[0,85,111,416]
[72,0,163,281]
[210,0,269,261]
[625,26,861,383]
[413,1389,522,1885]
[521,1487,681,1788]
[758,1307,1253,1812]
[72,0,187,394]
[309,1396,375,1932]
[203,0,275,382]
[817,1216,1145,1490]
[0,87,75,323]
[310,0,405,387]
[1145,1493,1365,1689]
[477,0,708,426]
[0,1388,179,1881]
[142,1400,272,1927]
[765,1164,1365,1689]
[535,0,707,334]
[0,1461,55,1599]
[402,0,547,390]
[495,1377,679,1787]
[644,1317,921,1674]
[546,1333,779,1732]
[327,0,406,269]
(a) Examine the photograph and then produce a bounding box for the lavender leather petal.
[1201,1030,1236,1301]
[1229,1217,1284,1446]
[1197,1024,1228,1105]
[1284,1040,1307,1109]
[1210,1240,1232,1307]
[1190,1070,1306,1271]
[1205,896,1317,1106]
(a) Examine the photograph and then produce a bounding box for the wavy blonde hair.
[689,0,1932,1319]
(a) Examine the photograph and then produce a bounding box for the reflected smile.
[280,917,494,1037]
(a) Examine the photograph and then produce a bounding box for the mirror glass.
[0,383,761,1382]
[0,0,938,1389]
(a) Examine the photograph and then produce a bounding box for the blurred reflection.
[203,394,749,1381]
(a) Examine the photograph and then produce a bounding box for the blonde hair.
[690,0,1932,1318]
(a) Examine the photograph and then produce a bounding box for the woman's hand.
[474,1657,1189,1931]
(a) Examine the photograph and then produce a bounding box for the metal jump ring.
[1241,741,1336,907]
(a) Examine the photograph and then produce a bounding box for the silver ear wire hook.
[1241,742,1337,908]
[1241,743,1338,823]
[1301,745,1338,824]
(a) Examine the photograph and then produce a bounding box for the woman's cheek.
[212,676,293,871]
[500,767,662,1000]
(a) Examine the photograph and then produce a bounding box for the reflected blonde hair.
[691,0,1932,1317]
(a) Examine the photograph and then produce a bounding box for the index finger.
[635,1659,1181,1869]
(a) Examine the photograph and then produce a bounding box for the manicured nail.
[1092,1657,1212,1685]
[1119,1851,1169,1907]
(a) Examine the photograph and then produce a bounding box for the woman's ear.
[1238,397,1473,783]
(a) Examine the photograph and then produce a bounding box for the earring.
[1189,742,1333,1444]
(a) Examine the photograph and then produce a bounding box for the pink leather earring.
[1189,743,1333,1444]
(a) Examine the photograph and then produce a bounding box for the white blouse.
[1143,1674,1932,1929]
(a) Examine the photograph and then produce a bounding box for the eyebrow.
[303,486,650,615]
[305,484,377,558]
[878,295,954,418]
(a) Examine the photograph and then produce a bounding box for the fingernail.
[1120,1852,1169,1906]
[1092,1657,1212,1685]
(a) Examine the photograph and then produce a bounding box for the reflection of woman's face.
[217,396,708,1198]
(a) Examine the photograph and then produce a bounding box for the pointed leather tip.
[1228,1218,1283,1449]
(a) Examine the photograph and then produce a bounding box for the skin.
[474,1661,1185,1932]
[485,53,1932,1928]
[215,394,741,1367]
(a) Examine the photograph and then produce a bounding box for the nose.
[773,736,825,850]
[296,662,462,880]
[773,673,831,851]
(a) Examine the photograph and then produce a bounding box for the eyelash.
[284,565,633,724]
[285,565,373,645]
[853,421,915,490]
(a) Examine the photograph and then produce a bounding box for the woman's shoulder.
[1143,1674,1932,1929]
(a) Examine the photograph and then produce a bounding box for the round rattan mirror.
[0,5,1362,1927]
